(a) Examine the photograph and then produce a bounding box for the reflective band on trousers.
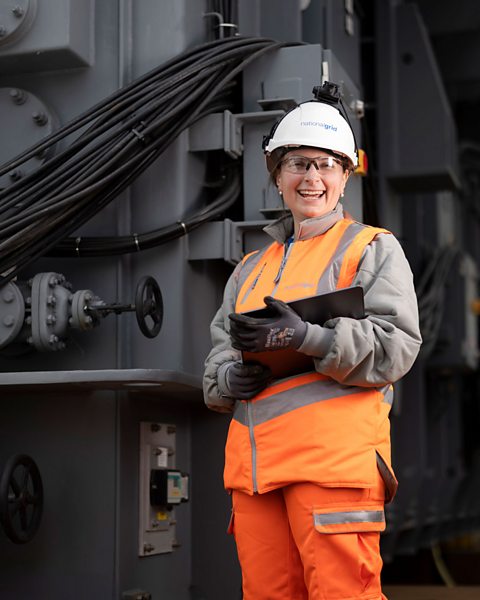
[314,510,385,527]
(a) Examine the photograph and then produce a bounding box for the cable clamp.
[133,233,140,252]
[131,122,147,145]
[75,237,81,257]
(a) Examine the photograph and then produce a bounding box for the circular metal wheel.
[135,276,163,339]
[0,454,43,544]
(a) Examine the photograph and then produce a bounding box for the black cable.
[0,36,285,283]
[47,169,241,257]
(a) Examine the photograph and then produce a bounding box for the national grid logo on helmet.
[300,121,338,132]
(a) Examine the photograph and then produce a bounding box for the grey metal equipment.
[0,454,43,544]
[0,273,163,352]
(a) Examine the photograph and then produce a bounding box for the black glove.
[229,296,308,352]
[224,361,272,399]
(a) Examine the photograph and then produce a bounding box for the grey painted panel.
[0,391,116,599]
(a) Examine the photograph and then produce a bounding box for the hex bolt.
[26,336,33,345]
[58,341,66,350]
[10,88,27,105]
[26,316,32,325]
[85,316,93,325]
[25,296,31,305]
[49,334,59,345]
[0,26,7,38]
[49,276,59,287]
[9,169,23,182]
[46,295,56,306]
[84,292,92,302]
[12,6,25,18]
[3,315,14,327]
[68,317,73,326]
[32,111,48,126]
[2,290,14,303]
[46,315,56,325]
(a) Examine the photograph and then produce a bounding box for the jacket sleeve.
[203,263,243,413]
[299,233,422,387]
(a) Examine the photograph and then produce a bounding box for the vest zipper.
[246,401,258,493]
[273,241,293,284]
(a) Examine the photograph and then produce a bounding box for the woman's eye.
[292,159,308,169]
[319,158,334,169]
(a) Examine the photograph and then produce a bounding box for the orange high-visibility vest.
[224,218,398,500]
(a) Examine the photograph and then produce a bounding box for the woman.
[203,83,422,600]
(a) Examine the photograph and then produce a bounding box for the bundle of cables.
[416,244,458,359]
[0,35,284,283]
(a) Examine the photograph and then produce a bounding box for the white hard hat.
[263,100,358,170]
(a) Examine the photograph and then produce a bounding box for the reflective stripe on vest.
[236,220,390,311]
[225,219,394,495]
[232,374,392,427]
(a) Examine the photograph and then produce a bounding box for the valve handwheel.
[135,276,163,338]
[0,454,44,543]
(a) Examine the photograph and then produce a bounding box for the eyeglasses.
[280,155,344,174]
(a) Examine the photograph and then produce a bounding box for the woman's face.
[276,147,350,224]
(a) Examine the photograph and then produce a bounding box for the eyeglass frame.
[280,154,347,175]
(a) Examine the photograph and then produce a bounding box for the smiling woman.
[203,81,422,600]
[275,148,351,230]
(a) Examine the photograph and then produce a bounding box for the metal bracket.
[188,219,271,265]
[189,109,284,158]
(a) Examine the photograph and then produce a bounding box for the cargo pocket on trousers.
[313,506,386,534]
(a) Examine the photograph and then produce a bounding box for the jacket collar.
[263,203,345,244]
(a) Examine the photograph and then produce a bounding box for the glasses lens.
[282,157,310,173]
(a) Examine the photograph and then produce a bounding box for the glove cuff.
[217,360,237,398]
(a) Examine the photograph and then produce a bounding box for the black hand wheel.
[135,276,163,338]
[0,454,43,544]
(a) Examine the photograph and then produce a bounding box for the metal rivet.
[32,112,48,126]
[10,88,27,105]
[3,315,14,327]
[12,6,25,18]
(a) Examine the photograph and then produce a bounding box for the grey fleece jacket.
[203,205,422,413]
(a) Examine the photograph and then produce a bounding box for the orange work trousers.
[231,473,388,600]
